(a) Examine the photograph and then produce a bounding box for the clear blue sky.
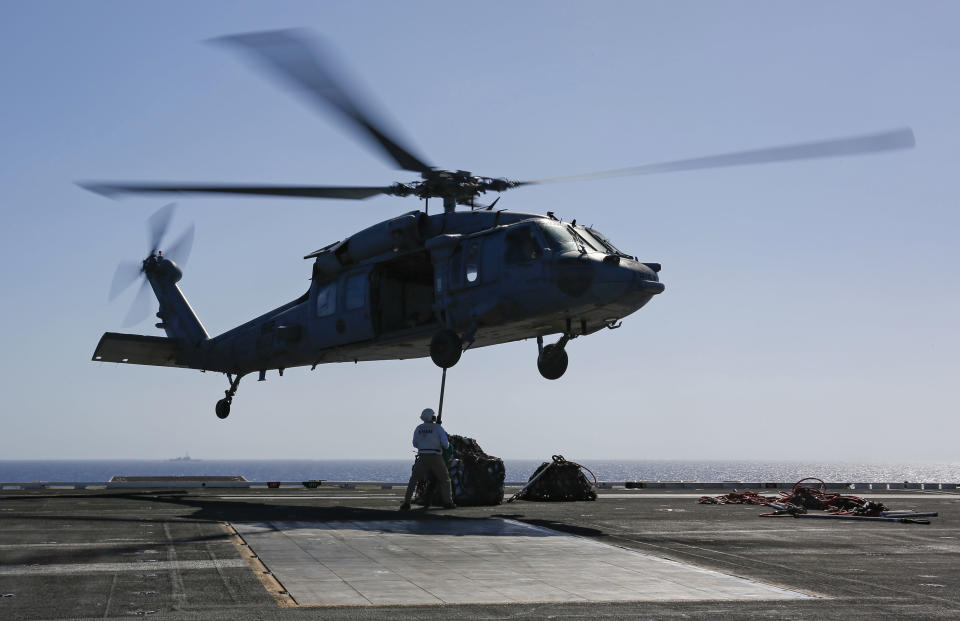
[1,2,957,461]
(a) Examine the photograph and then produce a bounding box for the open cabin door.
[371,251,438,337]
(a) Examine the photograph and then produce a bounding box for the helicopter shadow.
[124,491,601,538]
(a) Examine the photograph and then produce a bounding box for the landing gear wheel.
[216,373,245,420]
[537,344,569,380]
[430,329,463,368]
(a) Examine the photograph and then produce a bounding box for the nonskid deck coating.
[1,487,958,619]
[232,518,812,606]
[215,493,960,500]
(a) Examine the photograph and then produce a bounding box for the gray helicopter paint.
[93,209,663,377]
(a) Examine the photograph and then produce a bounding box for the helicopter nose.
[634,265,665,294]
[554,255,663,300]
[602,260,664,306]
[599,256,662,290]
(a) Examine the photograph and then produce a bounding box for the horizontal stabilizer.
[92,332,189,368]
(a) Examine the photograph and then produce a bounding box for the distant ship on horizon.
[168,453,201,462]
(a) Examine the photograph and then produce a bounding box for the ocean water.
[1,459,959,483]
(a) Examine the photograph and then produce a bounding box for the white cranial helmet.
[420,408,436,422]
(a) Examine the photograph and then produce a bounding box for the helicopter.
[82,29,915,420]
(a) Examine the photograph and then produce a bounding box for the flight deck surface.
[1,487,958,619]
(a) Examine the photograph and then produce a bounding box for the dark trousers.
[403,453,453,506]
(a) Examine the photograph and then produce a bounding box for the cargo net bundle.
[413,435,505,507]
[698,477,884,514]
[510,455,598,502]
[699,477,937,524]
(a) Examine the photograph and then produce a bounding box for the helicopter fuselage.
[210,210,661,374]
[97,209,663,379]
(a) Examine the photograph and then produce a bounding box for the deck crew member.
[400,408,455,510]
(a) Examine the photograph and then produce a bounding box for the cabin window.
[345,273,367,310]
[465,241,481,284]
[316,282,337,317]
[505,226,542,264]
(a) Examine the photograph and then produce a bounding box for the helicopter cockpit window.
[586,228,622,254]
[579,227,619,255]
[569,227,600,252]
[345,273,367,310]
[316,282,337,317]
[505,226,543,264]
[540,223,580,254]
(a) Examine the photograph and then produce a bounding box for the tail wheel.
[430,329,463,368]
[537,344,568,380]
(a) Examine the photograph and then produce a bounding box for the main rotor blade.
[164,224,195,267]
[122,278,154,328]
[212,29,433,175]
[109,261,143,301]
[520,128,915,186]
[80,182,392,201]
[147,203,176,253]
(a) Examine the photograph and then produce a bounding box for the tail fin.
[145,256,209,346]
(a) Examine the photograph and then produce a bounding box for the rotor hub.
[384,169,520,210]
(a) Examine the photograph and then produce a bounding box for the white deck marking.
[232,519,812,606]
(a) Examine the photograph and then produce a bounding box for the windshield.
[539,221,625,255]
[581,227,623,255]
[574,228,607,253]
[539,222,581,253]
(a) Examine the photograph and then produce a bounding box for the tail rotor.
[107,203,195,327]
